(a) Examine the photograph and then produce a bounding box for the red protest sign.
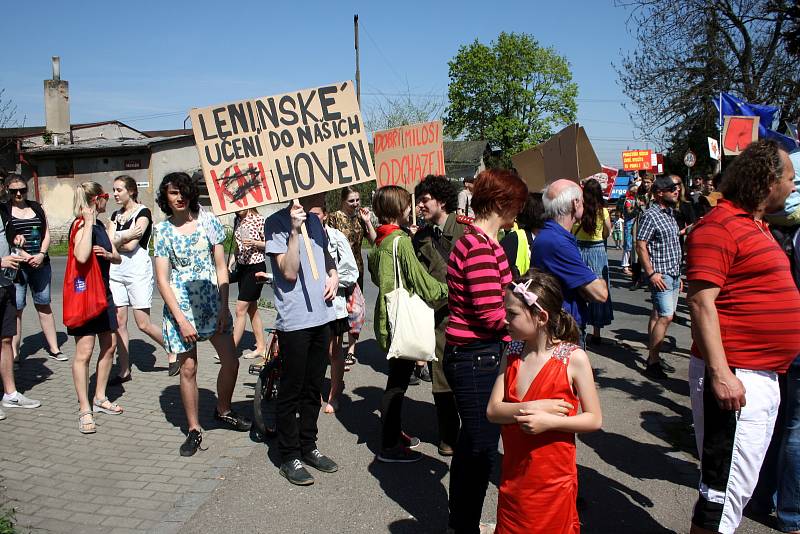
[373,121,445,192]
[722,116,759,156]
[622,150,652,171]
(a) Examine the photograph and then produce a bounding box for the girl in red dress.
[487,270,602,534]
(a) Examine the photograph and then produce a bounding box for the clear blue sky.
[2,0,652,167]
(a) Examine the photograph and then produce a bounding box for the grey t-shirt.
[264,206,336,332]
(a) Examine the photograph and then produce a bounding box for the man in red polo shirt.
[686,139,800,534]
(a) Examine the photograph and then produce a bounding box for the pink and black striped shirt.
[446,225,512,346]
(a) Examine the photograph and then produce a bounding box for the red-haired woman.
[444,169,528,534]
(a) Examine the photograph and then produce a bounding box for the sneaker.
[660,359,676,374]
[46,350,68,362]
[644,362,668,380]
[400,431,420,449]
[214,409,252,431]
[0,407,5,420]
[408,373,420,386]
[414,365,432,382]
[376,445,423,463]
[2,393,41,409]
[279,459,314,485]
[302,449,338,473]
[344,353,357,366]
[437,442,455,456]
[179,429,204,457]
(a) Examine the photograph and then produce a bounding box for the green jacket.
[368,229,448,352]
[412,212,466,313]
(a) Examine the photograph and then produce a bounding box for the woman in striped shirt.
[444,169,528,534]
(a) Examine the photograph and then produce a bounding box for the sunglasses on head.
[9,187,27,196]
[92,193,110,200]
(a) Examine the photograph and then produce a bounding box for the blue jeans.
[650,273,680,318]
[14,263,52,309]
[751,353,800,532]
[443,340,503,534]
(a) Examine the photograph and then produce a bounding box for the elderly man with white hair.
[531,179,609,347]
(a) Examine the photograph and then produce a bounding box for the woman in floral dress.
[327,186,376,364]
[153,172,250,457]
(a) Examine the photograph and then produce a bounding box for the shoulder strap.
[392,235,404,291]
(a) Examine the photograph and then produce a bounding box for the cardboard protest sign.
[708,137,720,160]
[190,81,375,215]
[622,150,652,172]
[373,121,445,192]
[722,116,759,156]
[511,124,601,192]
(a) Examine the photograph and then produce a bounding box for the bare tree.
[615,0,799,173]
[0,89,21,129]
[362,90,445,132]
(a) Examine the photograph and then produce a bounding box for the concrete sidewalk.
[0,252,778,533]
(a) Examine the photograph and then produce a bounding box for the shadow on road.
[579,465,676,533]
[594,368,691,419]
[375,456,450,534]
[128,338,164,373]
[14,356,54,394]
[579,429,696,489]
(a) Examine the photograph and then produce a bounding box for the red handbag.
[62,219,107,328]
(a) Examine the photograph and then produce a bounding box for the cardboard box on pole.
[373,121,445,193]
[511,124,601,192]
[189,80,375,216]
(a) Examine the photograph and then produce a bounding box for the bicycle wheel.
[252,336,280,438]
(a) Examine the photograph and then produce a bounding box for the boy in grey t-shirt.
[262,194,338,485]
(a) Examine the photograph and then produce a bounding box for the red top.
[496,341,580,534]
[445,225,511,345]
[686,199,800,373]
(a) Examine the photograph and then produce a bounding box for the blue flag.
[713,93,799,152]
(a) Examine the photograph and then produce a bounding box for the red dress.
[495,341,581,534]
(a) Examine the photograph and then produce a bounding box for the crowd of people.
[0,139,799,533]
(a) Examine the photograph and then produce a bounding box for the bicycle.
[249,327,281,440]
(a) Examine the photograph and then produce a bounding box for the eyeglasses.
[662,185,679,192]
[9,188,27,196]
[92,193,110,200]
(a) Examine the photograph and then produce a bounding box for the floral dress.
[153,213,231,354]
[328,209,366,287]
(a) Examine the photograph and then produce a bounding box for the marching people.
[69,182,123,434]
[2,174,64,362]
[487,270,602,534]
[686,140,800,534]
[500,192,545,278]
[444,169,527,534]
[0,217,38,419]
[152,172,251,456]
[636,175,682,380]
[108,175,169,384]
[621,184,639,276]
[370,185,447,463]
[412,175,465,456]
[308,203,358,414]
[327,186,376,368]
[229,208,268,359]
[261,193,339,485]
[532,179,608,349]
[573,178,614,344]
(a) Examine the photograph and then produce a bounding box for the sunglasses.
[9,187,27,196]
[661,185,679,192]
[92,193,110,200]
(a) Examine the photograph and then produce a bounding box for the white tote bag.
[385,236,436,362]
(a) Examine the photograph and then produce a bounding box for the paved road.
[0,252,778,533]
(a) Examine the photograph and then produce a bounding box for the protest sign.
[708,137,720,160]
[511,124,601,191]
[587,165,619,198]
[373,121,445,192]
[722,115,759,156]
[622,150,652,172]
[190,81,375,216]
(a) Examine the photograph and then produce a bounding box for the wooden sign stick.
[295,199,320,280]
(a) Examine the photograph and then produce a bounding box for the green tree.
[443,32,578,165]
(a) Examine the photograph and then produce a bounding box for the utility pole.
[354,14,361,105]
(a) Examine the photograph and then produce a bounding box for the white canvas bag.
[385,236,436,361]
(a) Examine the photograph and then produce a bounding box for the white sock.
[3,391,18,401]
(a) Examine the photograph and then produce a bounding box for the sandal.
[79,411,96,434]
[93,397,123,415]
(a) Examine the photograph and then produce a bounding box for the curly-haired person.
[686,140,800,534]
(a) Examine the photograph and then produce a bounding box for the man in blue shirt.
[262,194,339,486]
[532,179,609,346]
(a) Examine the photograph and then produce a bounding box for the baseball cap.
[653,176,677,191]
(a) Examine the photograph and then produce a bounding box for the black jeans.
[380,358,416,450]
[443,341,503,534]
[276,324,330,461]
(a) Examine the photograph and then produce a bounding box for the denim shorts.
[15,263,51,309]
[650,272,680,317]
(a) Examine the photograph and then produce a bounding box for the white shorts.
[689,356,780,534]
[110,248,154,309]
